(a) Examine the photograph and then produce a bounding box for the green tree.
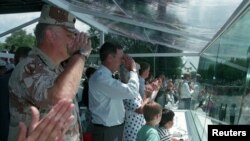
[0,43,6,50]
[198,57,247,84]
[88,27,101,54]
[5,29,35,50]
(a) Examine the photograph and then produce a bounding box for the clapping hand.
[17,99,75,141]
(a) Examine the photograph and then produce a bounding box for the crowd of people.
[0,4,198,141]
[1,3,237,141]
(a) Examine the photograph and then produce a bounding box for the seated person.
[157,109,180,141]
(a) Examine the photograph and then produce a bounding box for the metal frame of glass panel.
[42,0,247,56]
[1,0,249,57]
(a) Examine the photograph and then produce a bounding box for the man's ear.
[157,113,162,119]
[106,54,113,63]
[46,28,56,41]
[154,113,159,120]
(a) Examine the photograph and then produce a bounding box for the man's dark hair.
[85,67,96,79]
[99,42,123,62]
[159,109,175,127]
[139,61,150,75]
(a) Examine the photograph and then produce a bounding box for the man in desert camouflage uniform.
[8,4,92,141]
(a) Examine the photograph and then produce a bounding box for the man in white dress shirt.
[179,73,193,109]
[138,61,150,99]
[89,42,139,141]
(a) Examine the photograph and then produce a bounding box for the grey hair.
[34,23,52,46]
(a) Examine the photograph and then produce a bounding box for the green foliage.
[5,29,35,50]
[216,59,246,82]
[198,57,247,85]
[88,27,100,53]
[0,43,6,50]
[155,56,182,79]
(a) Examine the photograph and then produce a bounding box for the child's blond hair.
[143,101,162,122]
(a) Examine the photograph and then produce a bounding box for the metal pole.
[100,31,104,45]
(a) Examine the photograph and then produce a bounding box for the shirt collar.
[29,48,58,70]
[100,65,113,76]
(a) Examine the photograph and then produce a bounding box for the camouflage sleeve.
[21,58,59,108]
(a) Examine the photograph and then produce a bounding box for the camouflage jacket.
[8,48,82,141]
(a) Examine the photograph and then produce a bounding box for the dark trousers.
[180,98,191,110]
[92,123,124,141]
[230,115,235,125]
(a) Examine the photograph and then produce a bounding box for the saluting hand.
[123,54,136,72]
[67,32,92,57]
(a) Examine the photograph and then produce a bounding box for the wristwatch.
[75,48,90,59]
[79,48,90,58]
[131,68,137,72]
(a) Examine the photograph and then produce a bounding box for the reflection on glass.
[64,0,241,53]
[195,4,250,141]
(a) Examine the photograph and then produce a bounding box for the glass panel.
[93,17,207,52]
[196,4,250,140]
[64,0,242,53]
[0,15,88,43]
[205,10,250,60]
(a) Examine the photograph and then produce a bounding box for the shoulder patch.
[24,63,36,74]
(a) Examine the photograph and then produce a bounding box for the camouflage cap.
[39,4,78,33]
